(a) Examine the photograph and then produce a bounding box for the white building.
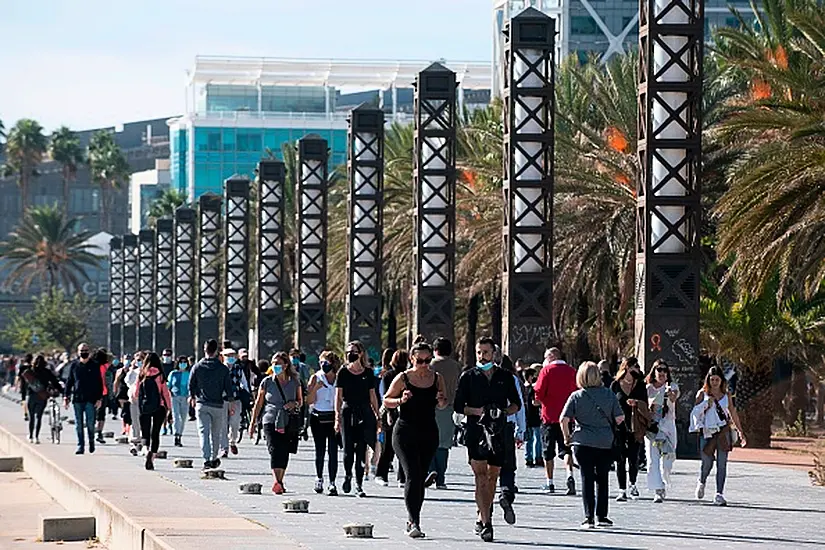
[129,159,171,233]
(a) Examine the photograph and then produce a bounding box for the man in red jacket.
[533,347,577,495]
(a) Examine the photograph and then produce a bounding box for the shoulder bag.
[273,376,302,439]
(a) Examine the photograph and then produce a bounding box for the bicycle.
[48,395,63,444]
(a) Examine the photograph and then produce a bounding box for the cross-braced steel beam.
[137,229,156,351]
[173,207,196,357]
[121,234,138,354]
[154,219,174,352]
[108,236,122,357]
[198,193,222,346]
[223,178,250,349]
[256,160,286,361]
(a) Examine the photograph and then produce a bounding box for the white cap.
[221,348,237,356]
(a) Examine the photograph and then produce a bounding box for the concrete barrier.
[39,513,96,542]
[0,456,23,472]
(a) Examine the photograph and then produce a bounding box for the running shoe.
[500,496,516,525]
[580,518,595,529]
[374,477,388,487]
[597,517,613,528]
[474,521,483,536]
[629,484,640,498]
[230,444,238,455]
[356,485,366,498]
[272,481,284,495]
[327,484,338,496]
[714,493,727,506]
[616,491,627,502]
[541,482,555,493]
[406,523,425,539]
[314,478,324,494]
[342,477,352,494]
[480,523,494,542]
[653,489,665,503]
[424,471,438,488]
[565,476,576,496]
[695,481,706,500]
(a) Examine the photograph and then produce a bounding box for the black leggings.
[574,445,613,521]
[27,398,46,438]
[310,414,338,482]
[139,408,166,453]
[393,419,438,525]
[616,433,640,490]
[341,408,371,484]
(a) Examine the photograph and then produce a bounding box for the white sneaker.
[34,437,40,445]
[695,481,706,500]
[375,477,388,487]
[653,489,664,503]
[629,484,639,498]
[714,493,727,506]
[27,436,34,443]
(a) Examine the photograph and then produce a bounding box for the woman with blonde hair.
[560,361,625,528]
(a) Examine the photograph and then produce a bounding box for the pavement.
[1,390,825,549]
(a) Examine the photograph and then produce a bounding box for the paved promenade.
[1,393,824,549]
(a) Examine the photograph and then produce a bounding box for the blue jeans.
[171,395,189,436]
[196,403,226,462]
[430,447,449,486]
[524,426,542,462]
[73,402,95,451]
[700,437,729,494]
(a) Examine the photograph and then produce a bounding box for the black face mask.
[321,362,334,374]
[347,352,360,363]
[79,352,90,359]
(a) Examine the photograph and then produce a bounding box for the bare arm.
[306,377,318,405]
[560,416,572,443]
[296,383,303,409]
[436,374,448,410]
[249,384,266,432]
[382,374,406,408]
[334,387,344,432]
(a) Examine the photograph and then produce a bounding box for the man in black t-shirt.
[454,337,521,543]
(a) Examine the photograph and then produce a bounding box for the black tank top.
[399,371,438,424]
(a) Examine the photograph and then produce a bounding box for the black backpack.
[138,374,162,414]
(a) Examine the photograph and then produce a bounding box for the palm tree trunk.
[20,169,29,210]
[62,167,70,213]
[100,183,109,232]
[737,367,775,448]
[574,292,592,366]
[489,291,502,347]
[465,294,480,368]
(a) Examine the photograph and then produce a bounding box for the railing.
[189,110,414,124]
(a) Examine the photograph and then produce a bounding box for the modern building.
[168,56,491,201]
[129,159,171,233]
[492,0,758,95]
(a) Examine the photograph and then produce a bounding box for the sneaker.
[28,436,34,443]
[34,437,40,445]
[374,477,388,487]
[714,493,727,506]
[629,484,639,498]
[342,477,352,494]
[174,435,182,447]
[436,484,448,490]
[525,459,534,468]
[75,448,84,455]
[129,447,138,456]
[230,444,238,455]
[597,517,613,528]
[565,476,576,496]
[272,481,285,495]
[541,482,555,494]
[474,521,484,536]
[356,485,366,498]
[327,484,338,496]
[203,461,212,470]
[500,496,516,525]
[639,463,647,472]
[480,522,494,542]
[162,426,168,436]
[424,471,437,488]
[219,448,229,459]
[145,454,154,471]
[616,491,627,502]
[653,490,664,503]
[314,478,324,494]
[111,415,118,420]
[580,518,595,529]
[406,522,425,539]
[695,481,706,500]
[212,458,221,469]
[89,442,95,454]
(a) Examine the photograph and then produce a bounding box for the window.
[571,16,598,35]
[622,16,637,30]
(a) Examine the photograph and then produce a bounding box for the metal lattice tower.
[173,207,196,357]
[223,177,250,349]
[502,8,556,363]
[154,219,174,352]
[256,160,286,361]
[198,193,222,346]
[346,106,385,361]
[636,0,703,458]
[412,63,457,344]
[121,234,138,354]
[295,135,329,365]
[108,236,123,357]
[137,229,156,351]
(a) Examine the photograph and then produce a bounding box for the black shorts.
[465,422,507,467]
[96,404,107,422]
[541,422,570,460]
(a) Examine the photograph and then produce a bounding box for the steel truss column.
[295,135,329,366]
[197,193,222,346]
[108,236,123,357]
[173,207,196,358]
[137,229,156,351]
[502,8,556,363]
[154,219,174,352]
[636,0,703,458]
[256,160,286,361]
[413,63,457,344]
[346,106,385,362]
[223,177,250,349]
[121,234,138,354]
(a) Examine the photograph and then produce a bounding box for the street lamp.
[346,106,385,361]
[413,63,457,344]
[501,7,556,363]
[154,219,174,352]
[173,207,196,358]
[636,0,703,457]
[108,236,123,357]
[223,177,250,349]
[121,234,138,354]
[295,135,329,366]
[137,229,156,351]
[256,160,286,361]
[198,193,222,345]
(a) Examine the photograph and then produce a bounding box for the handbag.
[583,390,622,459]
[273,376,302,438]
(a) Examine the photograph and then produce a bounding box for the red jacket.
[534,360,577,425]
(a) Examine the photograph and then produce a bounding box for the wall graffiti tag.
[510,325,553,348]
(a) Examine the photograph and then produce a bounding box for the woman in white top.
[306,350,341,496]
[691,366,746,506]
[645,360,680,502]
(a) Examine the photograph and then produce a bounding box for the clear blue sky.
[0,0,492,132]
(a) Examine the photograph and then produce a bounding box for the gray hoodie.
[188,356,233,407]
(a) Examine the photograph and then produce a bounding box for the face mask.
[347,352,360,363]
[273,365,283,376]
[163,356,173,364]
[112,359,120,367]
[124,360,131,368]
[226,357,236,365]
[477,361,494,372]
[321,361,334,374]
[79,352,90,360]
[291,357,300,366]
[179,363,188,370]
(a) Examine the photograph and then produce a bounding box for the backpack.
[138,374,162,414]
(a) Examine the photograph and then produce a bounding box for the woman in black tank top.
[383,342,448,539]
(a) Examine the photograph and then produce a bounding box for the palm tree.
[88,131,130,232]
[49,126,85,212]
[0,204,103,293]
[2,119,48,209]
[712,0,825,298]
[147,189,187,226]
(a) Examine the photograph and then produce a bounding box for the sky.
[0,0,492,132]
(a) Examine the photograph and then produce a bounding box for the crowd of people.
[3,336,749,542]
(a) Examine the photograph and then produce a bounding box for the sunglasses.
[415,357,432,365]
[655,367,669,372]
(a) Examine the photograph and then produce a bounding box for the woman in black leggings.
[375,349,409,486]
[307,351,341,496]
[335,341,380,498]
[383,342,448,538]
